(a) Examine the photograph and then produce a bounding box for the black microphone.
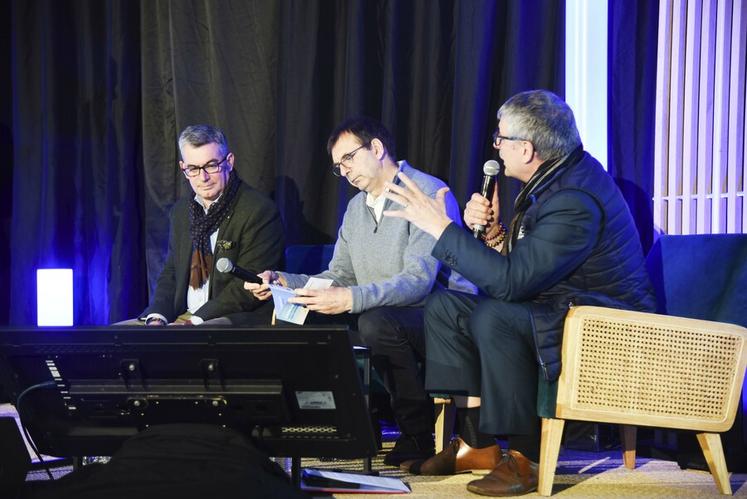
[215,257,263,284]
[473,160,501,238]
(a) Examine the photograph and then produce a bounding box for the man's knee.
[424,289,470,330]
[469,300,531,344]
[357,308,392,347]
[424,289,452,321]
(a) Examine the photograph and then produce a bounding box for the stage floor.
[5,403,747,497]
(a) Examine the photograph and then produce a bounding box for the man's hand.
[382,172,453,239]
[464,183,500,235]
[170,317,193,326]
[244,270,286,301]
[288,287,353,315]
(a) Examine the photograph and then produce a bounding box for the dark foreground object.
[23,424,308,499]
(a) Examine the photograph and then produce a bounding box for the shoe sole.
[466,482,538,496]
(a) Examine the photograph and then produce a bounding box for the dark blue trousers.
[424,290,539,436]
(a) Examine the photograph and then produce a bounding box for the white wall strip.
[565,0,608,170]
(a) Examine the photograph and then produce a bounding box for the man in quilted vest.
[383,90,655,496]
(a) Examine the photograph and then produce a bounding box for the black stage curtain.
[7,0,569,325]
[1,0,11,326]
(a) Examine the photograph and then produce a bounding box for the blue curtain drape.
[8,1,145,326]
[608,0,659,252]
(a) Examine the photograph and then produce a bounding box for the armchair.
[538,306,747,495]
[538,234,747,495]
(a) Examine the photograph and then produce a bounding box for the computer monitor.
[0,326,377,460]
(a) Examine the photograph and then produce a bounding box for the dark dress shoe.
[466,449,539,496]
[383,433,435,466]
[400,437,501,475]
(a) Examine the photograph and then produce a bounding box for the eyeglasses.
[181,153,230,178]
[331,142,370,177]
[492,130,527,148]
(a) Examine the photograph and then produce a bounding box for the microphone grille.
[215,257,233,273]
[483,160,500,176]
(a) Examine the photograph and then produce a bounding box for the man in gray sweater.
[247,116,475,466]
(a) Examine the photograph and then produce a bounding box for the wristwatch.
[145,317,165,326]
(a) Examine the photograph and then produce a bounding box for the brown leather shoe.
[466,450,539,496]
[399,437,501,475]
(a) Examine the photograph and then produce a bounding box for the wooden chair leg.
[619,425,637,469]
[696,432,732,495]
[538,418,565,496]
[433,398,455,453]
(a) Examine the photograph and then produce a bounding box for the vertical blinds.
[654,0,746,235]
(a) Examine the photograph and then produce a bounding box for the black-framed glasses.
[181,153,230,178]
[492,130,527,148]
[331,142,370,177]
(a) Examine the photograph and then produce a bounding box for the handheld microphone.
[473,160,501,238]
[215,257,263,284]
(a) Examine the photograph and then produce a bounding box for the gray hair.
[178,124,229,158]
[496,90,581,161]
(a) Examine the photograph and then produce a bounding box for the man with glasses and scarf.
[382,90,654,496]
[140,124,284,326]
[246,116,475,466]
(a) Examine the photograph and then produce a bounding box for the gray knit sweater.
[281,161,475,313]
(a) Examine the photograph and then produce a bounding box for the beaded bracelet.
[484,222,506,249]
[485,232,505,249]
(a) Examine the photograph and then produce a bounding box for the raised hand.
[464,183,500,234]
[382,172,453,239]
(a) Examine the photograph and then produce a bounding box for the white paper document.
[270,277,333,325]
[301,468,410,494]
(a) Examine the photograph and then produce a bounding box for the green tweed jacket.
[141,181,284,322]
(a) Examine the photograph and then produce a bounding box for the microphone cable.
[16,380,58,480]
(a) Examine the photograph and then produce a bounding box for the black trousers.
[424,290,538,436]
[267,306,434,437]
[354,306,434,436]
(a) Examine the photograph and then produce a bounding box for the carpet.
[298,444,747,498]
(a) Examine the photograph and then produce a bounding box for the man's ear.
[370,138,386,161]
[226,152,235,170]
[521,141,536,163]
